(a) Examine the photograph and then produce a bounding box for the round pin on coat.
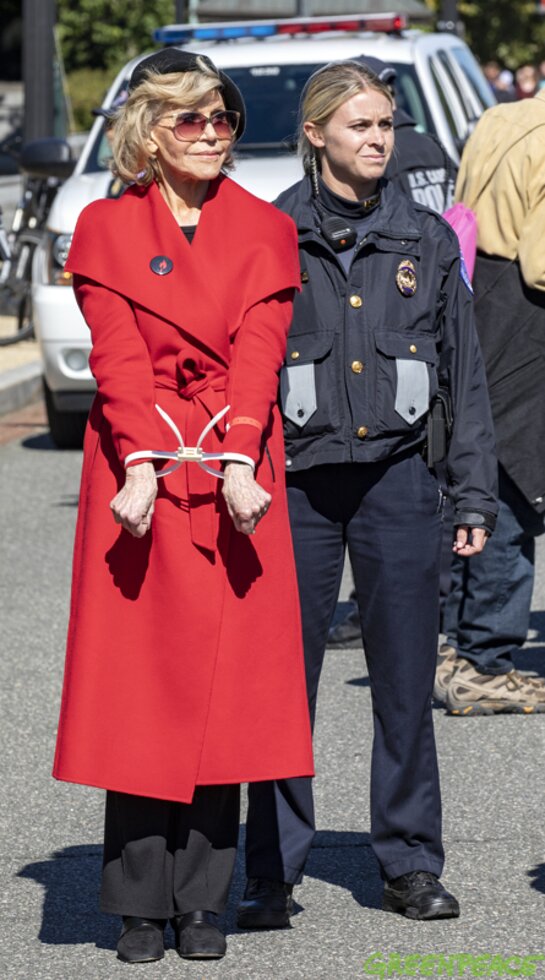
[150,255,173,276]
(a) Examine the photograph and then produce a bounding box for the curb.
[0,361,43,417]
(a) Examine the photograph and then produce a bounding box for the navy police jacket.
[276,175,498,527]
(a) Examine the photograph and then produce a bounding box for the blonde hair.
[111,57,235,185]
[298,61,394,175]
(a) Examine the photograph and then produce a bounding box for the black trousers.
[246,453,444,884]
[101,784,240,919]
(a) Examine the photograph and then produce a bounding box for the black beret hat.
[128,48,246,138]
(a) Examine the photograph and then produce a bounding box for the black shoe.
[327,617,362,648]
[116,917,165,963]
[383,871,460,920]
[173,911,226,960]
[237,878,294,929]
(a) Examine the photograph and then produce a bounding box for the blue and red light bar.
[153,13,407,45]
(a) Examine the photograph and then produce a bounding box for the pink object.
[443,202,477,281]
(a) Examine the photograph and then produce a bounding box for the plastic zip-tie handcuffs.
[124,404,254,480]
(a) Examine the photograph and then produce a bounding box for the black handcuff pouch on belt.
[425,387,453,467]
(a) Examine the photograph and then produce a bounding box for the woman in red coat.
[52,48,313,965]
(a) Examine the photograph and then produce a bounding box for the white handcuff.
[124,404,255,479]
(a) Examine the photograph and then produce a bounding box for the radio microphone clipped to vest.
[320,215,357,253]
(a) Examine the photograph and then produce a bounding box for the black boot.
[383,871,460,920]
[237,878,294,929]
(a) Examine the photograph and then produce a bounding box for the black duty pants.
[101,784,240,919]
[246,452,444,883]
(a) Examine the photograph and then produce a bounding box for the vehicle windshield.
[84,61,436,172]
[450,45,497,111]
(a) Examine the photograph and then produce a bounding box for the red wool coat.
[52,176,314,803]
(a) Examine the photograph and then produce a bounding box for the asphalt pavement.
[2,413,545,980]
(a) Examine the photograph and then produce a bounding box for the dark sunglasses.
[162,109,240,142]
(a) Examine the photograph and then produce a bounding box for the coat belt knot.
[162,353,228,553]
[177,355,211,400]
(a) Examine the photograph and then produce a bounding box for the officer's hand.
[223,462,271,535]
[110,462,157,538]
[452,526,488,557]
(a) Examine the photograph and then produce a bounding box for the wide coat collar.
[66,175,300,369]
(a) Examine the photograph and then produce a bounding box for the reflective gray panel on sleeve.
[394,358,429,424]
[280,363,317,428]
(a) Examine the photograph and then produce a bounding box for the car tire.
[43,379,87,449]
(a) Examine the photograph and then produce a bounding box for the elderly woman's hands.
[110,462,158,538]
[222,462,272,535]
[110,461,270,538]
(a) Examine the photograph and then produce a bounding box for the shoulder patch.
[459,251,473,295]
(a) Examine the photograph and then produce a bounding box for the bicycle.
[0,174,60,346]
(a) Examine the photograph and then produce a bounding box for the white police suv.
[31,12,494,446]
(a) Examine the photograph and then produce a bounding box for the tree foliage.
[425,0,545,67]
[57,0,174,74]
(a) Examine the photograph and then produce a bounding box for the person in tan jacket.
[436,90,545,715]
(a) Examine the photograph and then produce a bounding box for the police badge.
[396,259,417,297]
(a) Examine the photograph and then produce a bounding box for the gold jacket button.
[357,425,368,439]
[291,351,300,360]
[409,344,417,353]
[349,294,363,309]
[351,360,364,374]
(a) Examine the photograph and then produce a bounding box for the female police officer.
[238,61,497,925]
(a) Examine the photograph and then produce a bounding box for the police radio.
[310,156,358,253]
[320,215,357,253]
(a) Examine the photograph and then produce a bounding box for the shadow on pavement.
[346,675,370,688]
[18,838,267,946]
[305,829,382,910]
[54,494,79,508]
[21,432,58,451]
[20,835,382,949]
[527,863,545,895]
[17,845,118,950]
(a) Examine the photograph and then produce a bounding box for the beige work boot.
[446,659,545,715]
[433,643,459,704]
[520,673,545,694]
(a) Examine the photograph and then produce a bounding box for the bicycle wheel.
[16,283,35,341]
[0,245,36,346]
[0,295,34,344]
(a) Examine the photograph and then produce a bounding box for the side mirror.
[19,138,75,181]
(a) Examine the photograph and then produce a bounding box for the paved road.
[2,407,545,980]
